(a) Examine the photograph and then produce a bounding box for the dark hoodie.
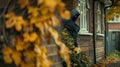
[63,9,80,47]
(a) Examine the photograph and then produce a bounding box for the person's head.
[71,9,80,22]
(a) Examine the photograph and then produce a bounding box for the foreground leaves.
[106,0,120,22]
[2,0,71,67]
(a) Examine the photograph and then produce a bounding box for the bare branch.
[0,0,12,18]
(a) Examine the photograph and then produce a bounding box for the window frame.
[95,2,102,34]
[109,15,120,23]
[77,0,90,34]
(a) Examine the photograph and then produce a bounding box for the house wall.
[0,0,106,67]
[64,0,105,63]
[108,23,120,30]
[46,43,63,67]
[107,22,120,55]
[77,35,104,62]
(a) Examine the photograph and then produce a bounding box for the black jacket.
[63,9,80,46]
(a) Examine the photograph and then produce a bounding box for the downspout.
[104,7,109,58]
[104,0,113,58]
[104,7,107,58]
[92,0,97,64]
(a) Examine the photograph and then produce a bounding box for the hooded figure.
[63,9,80,47]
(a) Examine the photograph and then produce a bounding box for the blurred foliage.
[61,28,90,67]
[1,0,71,67]
[106,0,120,21]
[93,50,120,67]
[107,50,120,62]
[69,51,90,67]
[61,28,74,50]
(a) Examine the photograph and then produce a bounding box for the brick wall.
[77,35,105,63]
[46,44,63,67]
[96,36,104,61]
[63,0,105,63]
[77,35,94,63]
[108,23,120,30]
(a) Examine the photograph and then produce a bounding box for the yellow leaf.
[4,12,15,18]
[13,36,26,51]
[36,47,52,67]
[74,47,81,54]
[21,62,34,67]
[56,2,65,13]
[16,43,24,51]
[18,0,29,8]
[23,33,30,42]
[35,22,43,28]
[48,27,70,67]
[45,0,57,8]
[48,27,59,40]
[28,7,39,17]
[23,42,30,49]
[37,0,44,5]
[5,12,15,29]
[5,19,15,28]
[61,10,70,19]
[35,37,41,45]
[29,32,38,42]
[30,18,37,24]
[44,22,49,30]
[41,47,47,54]
[51,16,59,26]
[23,24,33,32]
[11,51,21,66]
[56,39,71,67]
[41,59,53,67]
[23,51,35,62]
[41,8,49,15]
[2,47,12,55]
[34,45,42,54]
[3,55,13,64]
[5,13,25,31]
[14,17,25,31]
[15,22,22,31]
[35,23,45,35]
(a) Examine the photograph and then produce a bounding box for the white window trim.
[78,0,89,34]
[96,2,102,34]
[109,15,120,22]
[108,21,120,23]
[79,32,92,35]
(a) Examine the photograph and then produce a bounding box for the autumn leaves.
[2,0,71,67]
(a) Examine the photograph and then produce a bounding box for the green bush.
[61,28,90,67]
[70,51,90,67]
[107,50,120,62]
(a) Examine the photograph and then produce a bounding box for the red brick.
[108,23,120,30]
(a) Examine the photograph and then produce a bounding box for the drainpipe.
[104,7,107,58]
[104,0,113,58]
[92,0,97,64]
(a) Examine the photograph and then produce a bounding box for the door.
[107,31,120,55]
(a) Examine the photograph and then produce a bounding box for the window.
[77,0,89,33]
[109,15,120,22]
[96,2,102,33]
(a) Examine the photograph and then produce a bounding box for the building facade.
[107,16,120,55]
[0,0,112,67]
[63,0,111,63]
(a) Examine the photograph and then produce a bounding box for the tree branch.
[0,0,12,18]
[0,0,12,45]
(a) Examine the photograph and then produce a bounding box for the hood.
[71,9,80,22]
